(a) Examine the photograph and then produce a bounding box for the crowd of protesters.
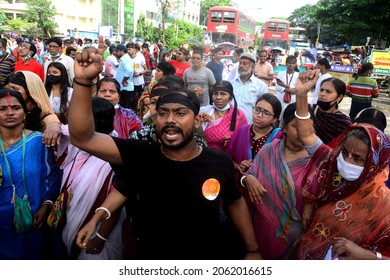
[0,32,389,260]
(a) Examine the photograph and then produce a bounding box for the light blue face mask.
[0,51,4,57]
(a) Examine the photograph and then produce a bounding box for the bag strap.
[0,131,27,202]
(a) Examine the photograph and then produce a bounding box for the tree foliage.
[135,13,159,43]
[23,0,58,37]
[289,0,390,47]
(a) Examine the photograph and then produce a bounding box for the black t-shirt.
[111,137,242,259]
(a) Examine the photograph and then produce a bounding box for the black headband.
[150,87,168,98]
[156,92,199,115]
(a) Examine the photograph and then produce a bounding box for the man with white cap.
[230,52,268,124]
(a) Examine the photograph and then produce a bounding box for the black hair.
[5,72,42,131]
[23,41,37,57]
[159,75,185,88]
[96,77,120,93]
[320,77,346,98]
[45,37,62,47]
[255,93,282,124]
[65,46,77,56]
[355,62,374,79]
[92,96,115,134]
[355,107,387,132]
[0,88,28,113]
[45,62,70,123]
[213,80,238,131]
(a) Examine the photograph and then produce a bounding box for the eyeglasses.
[48,45,60,49]
[20,45,29,50]
[191,57,202,60]
[176,52,183,55]
[252,107,273,118]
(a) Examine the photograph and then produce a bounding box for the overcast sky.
[231,0,319,22]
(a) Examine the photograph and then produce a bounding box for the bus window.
[223,11,236,23]
[268,23,277,32]
[211,11,223,22]
[278,24,288,32]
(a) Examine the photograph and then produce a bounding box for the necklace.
[161,145,202,162]
[2,134,23,147]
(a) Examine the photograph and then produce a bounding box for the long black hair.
[45,62,70,123]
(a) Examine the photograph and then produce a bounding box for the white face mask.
[336,153,364,181]
[213,102,230,111]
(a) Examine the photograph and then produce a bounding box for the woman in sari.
[225,93,283,177]
[5,71,61,146]
[95,77,143,139]
[295,69,390,260]
[199,80,247,151]
[0,89,60,259]
[59,97,125,259]
[240,102,311,259]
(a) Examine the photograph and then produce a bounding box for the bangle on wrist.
[73,78,95,87]
[294,111,311,120]
[42,200,53,207]
[95,207,111,219]
[372,250,382,260]
[240,175,247,188]
[96,232,108,242]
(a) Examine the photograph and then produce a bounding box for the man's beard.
[239,69,252,77]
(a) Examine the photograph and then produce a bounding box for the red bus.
[206,6,256,50]
[259,19,290,53]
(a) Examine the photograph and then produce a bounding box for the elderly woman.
[0,88,60,259]
[199,80,247,151]
[95,77,143,139]
[5,71,61,146]
[295,69,390,260]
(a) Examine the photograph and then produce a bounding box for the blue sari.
[0,131,61,259]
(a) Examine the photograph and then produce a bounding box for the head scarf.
[10,71,59,127]
[305,125,390,205]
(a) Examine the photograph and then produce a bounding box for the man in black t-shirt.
[68,36,261,260]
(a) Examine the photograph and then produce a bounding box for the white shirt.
[231,74,268,124]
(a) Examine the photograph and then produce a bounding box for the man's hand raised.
[74,35,105,82]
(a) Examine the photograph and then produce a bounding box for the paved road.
[267,87,390,136]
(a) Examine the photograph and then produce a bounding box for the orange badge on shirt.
[202,178,220,200]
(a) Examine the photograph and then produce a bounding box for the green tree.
[135,13,160,43]
[23,0,58,37]
[199,0,232,26]
[289,0,390,47]
[3,18,32,35]
[164,20,204,50]
[0,11,7,30]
